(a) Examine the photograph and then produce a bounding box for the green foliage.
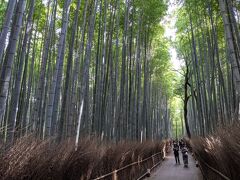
[170,97,184,138]
[33,1,47,33]
[0,1,7,28]
[151,29,176,98]
[134,0,167,26]
[151,30,170,73]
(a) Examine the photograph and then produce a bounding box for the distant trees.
[0,0,173,145]
[176,0,240,136]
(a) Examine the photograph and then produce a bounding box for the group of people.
[172,139,189,167]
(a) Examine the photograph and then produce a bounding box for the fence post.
[163,144,166,160]
[152,155,155,166]
[146,169,151,177]
[138,157,141,166]
[113,170,117,180]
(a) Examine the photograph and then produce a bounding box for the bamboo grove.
[0,0,175,145]
[175,0,240,137]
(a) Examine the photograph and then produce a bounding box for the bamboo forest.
[0,0,239,179]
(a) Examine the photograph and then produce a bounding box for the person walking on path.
[181,145,188,167]
[179,139,184,149]
[173,142,180,164]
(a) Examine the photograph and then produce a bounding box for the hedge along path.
[93,144,169,180]
[194,152,231,180]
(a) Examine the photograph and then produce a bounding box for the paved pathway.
[147,151,203,180]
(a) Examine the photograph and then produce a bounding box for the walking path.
[147,151,203,180]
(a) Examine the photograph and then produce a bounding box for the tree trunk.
[75,0,99,148]
[0,0,17,61]
[46,0,71,138]
[6,0,35,144]
[0,0,26,126]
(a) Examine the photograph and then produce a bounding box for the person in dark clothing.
[181,146,188,167]
[173,143,180,164]
[179,139,183,149]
